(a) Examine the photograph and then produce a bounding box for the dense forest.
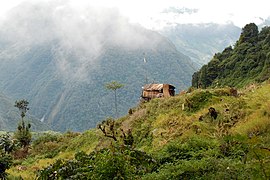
[192,23,270,88]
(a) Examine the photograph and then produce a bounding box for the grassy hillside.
[7,81,270,179]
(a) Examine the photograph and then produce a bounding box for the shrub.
[0,154,13,179]
[185,91,213,112]
[32,134,60,147]
[0,133,16,178]
[158,136,219,164]
[37,144,156,179]
[220,135,249,161]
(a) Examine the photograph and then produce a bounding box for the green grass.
[6,82,270,179]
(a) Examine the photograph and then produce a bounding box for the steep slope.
[161,23,241,67]
[0,1,195,131]
[192,23,270,88]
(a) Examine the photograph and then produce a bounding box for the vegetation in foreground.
[2,81,269,179]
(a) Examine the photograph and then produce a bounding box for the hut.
[141,84,175,101]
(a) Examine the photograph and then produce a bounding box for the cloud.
[162,7,198,15]
[0,0,163,82]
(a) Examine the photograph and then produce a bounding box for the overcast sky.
[0,0,270,29]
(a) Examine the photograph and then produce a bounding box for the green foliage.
[7,82,270,179]
[98,117,135,147]
[13,100,32,148]
[105,81,124,118]
[105,81,124,91]
[98,117,118,141]
[37,144,156,180]
[220,135,249,160]
[0,133,16,154]
[14,100,29,120]
[0,153,13,179]
[13,121,32,148]
[143,134,268,179]
[238,23,258,44]
[158,136,219,164]
[32,133,60,147]
[31,131,80,158]
[185,90,213,112]
[192,24,270,88]
[31,133,61,158]
[0,133,16,179]
[142,158,254,180]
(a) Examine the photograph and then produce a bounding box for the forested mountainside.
[192,23,270,88]
[161,23,241,67]
[0,2,195,132]
[0,92,48,131]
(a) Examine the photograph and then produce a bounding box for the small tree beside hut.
[105,81,124,118]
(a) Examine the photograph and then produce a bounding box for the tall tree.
[105,81,124,118]
[14,99,31,148]
[238,23,258,44]
[14,99,29,121]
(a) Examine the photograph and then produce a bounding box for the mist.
[0,0,163,82]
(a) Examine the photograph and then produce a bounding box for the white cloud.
[0,1,165,82]
[0,0,270,29]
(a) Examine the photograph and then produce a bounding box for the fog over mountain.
[160,23,241,66]
[1,1,164,82]
[0,1,195,131]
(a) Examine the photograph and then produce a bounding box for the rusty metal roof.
[143,84,175,91]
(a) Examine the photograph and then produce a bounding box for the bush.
[220,135,249,160]
[32,134,60,147]
[0,133,16,154]
[0,154,13,179]
[185,91,213,112]
[0,133,16,178]
[158,136,219,164]
[37,143,156,179]
[142,158,253,180]
[31,134,61,158]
